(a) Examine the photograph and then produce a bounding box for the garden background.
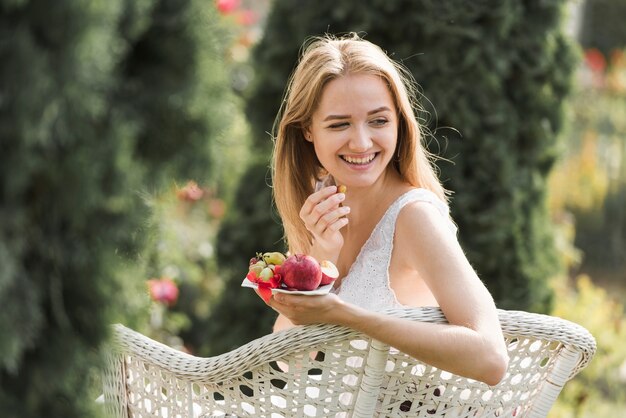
[0,0,624,417]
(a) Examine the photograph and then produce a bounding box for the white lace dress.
[331,188,458,311]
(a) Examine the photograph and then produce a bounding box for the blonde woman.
[265,33,508,386]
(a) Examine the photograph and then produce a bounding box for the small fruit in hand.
[338,185,347,194]
[319,260,339,285]
[281,254,322,291]
[263,251,286,265]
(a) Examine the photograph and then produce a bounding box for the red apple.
[320,260,339,285]
[281,254,322,291]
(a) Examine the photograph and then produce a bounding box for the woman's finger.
[310,192,345,218]
[324,216,349,234]
[314,205,350,233]
[301,191,346,230]
[300,186,337,217]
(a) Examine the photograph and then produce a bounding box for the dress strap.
[386,189,457,236]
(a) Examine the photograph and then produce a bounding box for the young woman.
[264,33,508,386]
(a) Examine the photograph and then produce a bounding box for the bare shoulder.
[395,198,456,245]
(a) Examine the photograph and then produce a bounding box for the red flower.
[585,49,606,74]
[177,181,204,202]
[147,278,179,306]
[216,0,239,14]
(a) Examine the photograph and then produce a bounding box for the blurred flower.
[237,9,258,26]
[147,278,179,306]
[177,180,204,202]
[208,198,226,219]
[585,48,606,74]
[216,0,239,14]
[582,49,606,89]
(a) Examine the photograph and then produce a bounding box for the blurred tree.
[111,0,247,355]
[116,0,236,191]
[551,49,626,289]
[212,0,577,352]
[201,160,285,355]
[0,1,148,416]
[580,0,626,57]
[0,0,243,414]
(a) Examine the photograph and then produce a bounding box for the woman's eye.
[371,118,388,126]
[328,122,349,129]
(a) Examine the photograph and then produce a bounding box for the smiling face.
[305,73,399,189]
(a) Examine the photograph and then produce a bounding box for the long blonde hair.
[272,33,448,253]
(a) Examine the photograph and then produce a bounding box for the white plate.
[241,278,334,295]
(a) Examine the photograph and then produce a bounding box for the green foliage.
[0,0,149,416]
[206,161,285,355]
[549,46,626,307]
[547,46,626,416]
[142,182,228,350]
[549,276,626,417]
[568,78,626,274]
[0,0,244,414]
[116,0,236,190]
[212,0,577,351]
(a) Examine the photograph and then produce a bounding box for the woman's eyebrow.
[323,114,350,122]
[323,106,391,122]
[367,106,392,115]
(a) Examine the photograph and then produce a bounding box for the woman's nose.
[348,126,373,151]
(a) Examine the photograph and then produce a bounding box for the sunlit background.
[0,0,624,416]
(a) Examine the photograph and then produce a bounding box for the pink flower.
[236,9,258,26]
[147,278,179,306]
[216,0,239,14]
[177,181,204,202]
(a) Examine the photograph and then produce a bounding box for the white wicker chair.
[102,307,596,418]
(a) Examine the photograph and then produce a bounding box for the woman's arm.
[268,201,509,386]
[273,313,296,333]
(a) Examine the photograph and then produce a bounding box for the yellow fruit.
[263,251,286,265]
[259,267,274,282]
[338,185,347,194]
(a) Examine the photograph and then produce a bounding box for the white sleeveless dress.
[331,188,458,311]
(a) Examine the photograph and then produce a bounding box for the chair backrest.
[102,308,596,418]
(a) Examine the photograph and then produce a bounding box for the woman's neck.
[342,169,411,227]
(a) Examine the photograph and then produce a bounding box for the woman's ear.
[303,128,313,142]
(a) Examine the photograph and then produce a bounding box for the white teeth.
[342,154,376,164]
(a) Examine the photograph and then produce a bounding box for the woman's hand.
[300,186,350,262]
[266,292,344,326]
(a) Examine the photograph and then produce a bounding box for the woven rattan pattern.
[103,307,596,418]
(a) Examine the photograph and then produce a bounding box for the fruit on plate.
[319,260,339,285]
[262,251,286,266]
[245,251,338,303]
[246,252,285,285]
[281,254,322,291]
[248,260,266,278]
